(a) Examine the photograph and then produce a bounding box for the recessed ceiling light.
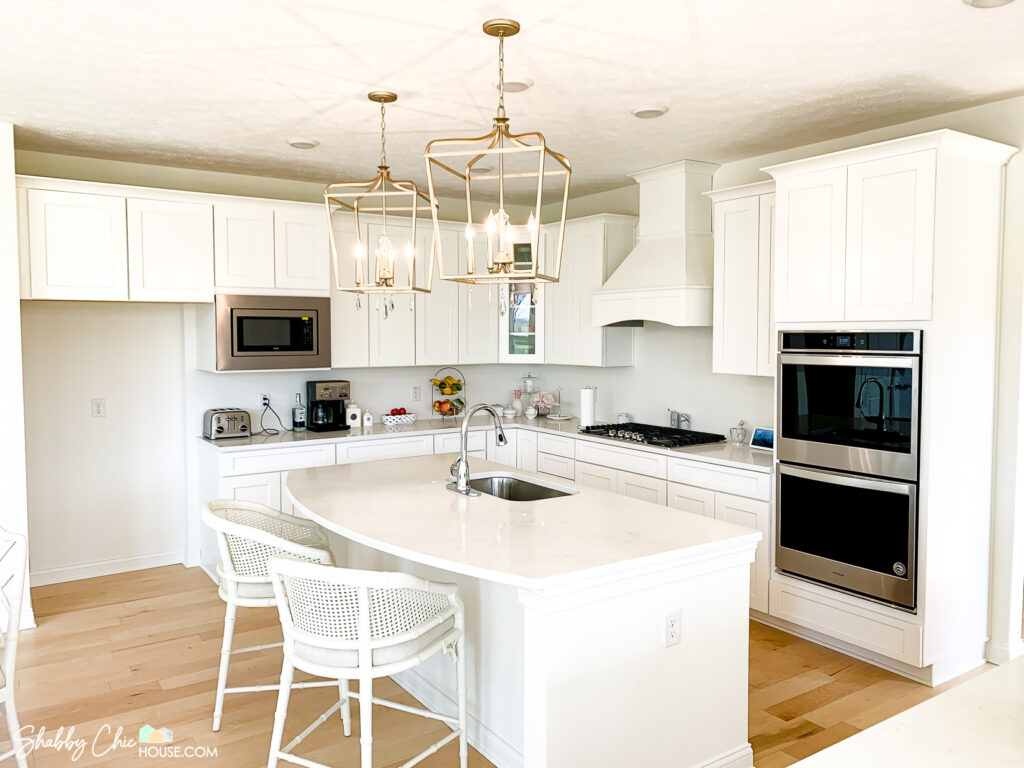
[631,105,669,119]
[288,138,320,149]
[962,0,1015,6]
[494,76,533,93]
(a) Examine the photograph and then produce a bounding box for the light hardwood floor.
[5,566,987,767]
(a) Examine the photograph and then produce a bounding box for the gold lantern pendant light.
[325,91,435,318]
[424,19,571,286]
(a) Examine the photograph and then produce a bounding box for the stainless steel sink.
[466,474,575,501]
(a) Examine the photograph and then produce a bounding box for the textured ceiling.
[2,0,1024,197]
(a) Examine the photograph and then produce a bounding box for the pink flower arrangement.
[530,391,556,408]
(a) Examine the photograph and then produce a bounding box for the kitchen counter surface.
[285,453,760,590]
[202,414,774,473]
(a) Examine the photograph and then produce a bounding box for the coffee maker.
[306,380,350,432]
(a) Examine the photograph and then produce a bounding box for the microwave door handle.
[779,464,914,496]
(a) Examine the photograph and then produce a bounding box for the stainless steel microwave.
[213,294,331,371]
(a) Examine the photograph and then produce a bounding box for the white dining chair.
[266,556,467,768]
[0,528,28,768]
[202,500,341,732]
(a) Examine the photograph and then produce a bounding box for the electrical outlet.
[91,398,106,418]
[260,393,271,408]
[664,609,681,648]
[410,385,422,403]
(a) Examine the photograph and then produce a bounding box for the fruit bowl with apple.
[381,407,416,427]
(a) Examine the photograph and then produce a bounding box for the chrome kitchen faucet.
[448,403,507,496]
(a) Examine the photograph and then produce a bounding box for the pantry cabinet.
[544,215,637,366]
[26,188,129,300]
[127,198,214,302]
[708,183,774,377]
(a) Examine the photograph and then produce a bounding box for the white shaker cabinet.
[485,428,518,466]
[544,215,636,366]
[667,482,716,518]
[458,234,498,365]
[127,197,214,302]
[714,493,770,614]
[26,188,129,300]
[617,470,667,504]
[220,471,282,511]
[708,184,776,376]
[366,222,417,367]
[329,213,371,368]
[517,429,538,472]
[844,151,935,321]
[771,167,847,322]
[274,203,330,292]
[574,461,617,492]
[213,200,276,289]
[416,225,460,365]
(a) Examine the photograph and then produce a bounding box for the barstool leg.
[338,679,352,737]
[359,677,373,768]
[267,660,293,768]
[212,601,237,731]
[4,687,28,768]
[456,637,468,768]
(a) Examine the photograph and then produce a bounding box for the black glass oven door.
[776,464,917,610]
[778,353,919,480]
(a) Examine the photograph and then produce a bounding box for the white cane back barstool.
[0,529,28,768]
[202,500,341,732]
[267,556,467,768]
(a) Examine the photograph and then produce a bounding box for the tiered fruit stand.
[429,367,466,420]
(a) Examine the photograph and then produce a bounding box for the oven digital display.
[836,335,851,347]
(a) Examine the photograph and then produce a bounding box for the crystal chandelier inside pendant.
[325,92,435,301]
[425,19,571,286]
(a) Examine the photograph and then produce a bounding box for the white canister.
[617,412,631,423]
[346,404,362,427]
[579,386,598,428]
[362,411,374,427]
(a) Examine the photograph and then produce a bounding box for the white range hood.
[592,159,719,327]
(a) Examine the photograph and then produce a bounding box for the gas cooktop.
[579,422,727,449]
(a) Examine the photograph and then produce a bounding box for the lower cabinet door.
[667,482,716,518]
[715,492,770,613]
[220,471,282,511]
[517,430,538,472]
[486,428,517,467]
[574,461,617,492]
[617,470,667,505]
[536,452,574,480]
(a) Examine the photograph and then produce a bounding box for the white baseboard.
[986,637,1024,665]
[700,743,753,768]
[184,549,201,568]
[391,667,523,768]
[29,550,184,587]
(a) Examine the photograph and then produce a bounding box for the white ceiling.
[2,0,1024,197]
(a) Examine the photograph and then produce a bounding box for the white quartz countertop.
[285,454,761,590]
[203,415,774,473]
[793,658,1023,768]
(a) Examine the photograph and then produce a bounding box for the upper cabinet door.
[274,204,329,292]
[458,233,498,365]
[127,198,213,302]
[213,201,275,289]
[774,168,847,322]
[756,193,776,377]
[329,212,369,368]
[366,222,416,367]
[545,223,579,365]
[415,225,459,366]
[712,195,760,375]
[845,151,936,322]
[27,189,128,301]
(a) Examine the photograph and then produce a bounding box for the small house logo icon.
[138,725,173,744]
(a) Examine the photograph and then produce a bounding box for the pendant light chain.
[497,31,506,119]
[379,100,387,167]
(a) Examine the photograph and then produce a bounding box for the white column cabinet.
[844,151,935,321]
[771,167,847,322]
[714,492,770,614]
[667,482,716,518]
[274,203,330,292]
[416,225,460,365]
[127,198,214,302]
[329,212,370,368]
[756,193,777,376]
[26,188,129,300]
[213,200,276,289]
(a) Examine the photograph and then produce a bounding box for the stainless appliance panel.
[215,294,331,371]
[775,463,917,610]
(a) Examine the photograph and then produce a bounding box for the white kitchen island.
[285,453,761,768]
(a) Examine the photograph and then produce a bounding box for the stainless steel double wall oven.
[776,331,921,610]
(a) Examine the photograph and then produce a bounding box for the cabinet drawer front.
[219,444,336,476]
[617,471,667,505]
[667,458,770,500]
[434,431,484,454]
[537,452,575,480]
[769,580,923,666]
[576,440,667,478]
[536,433,575,459]
[574,461,617,492]
[337,435,434,464]
[667,482,716,518]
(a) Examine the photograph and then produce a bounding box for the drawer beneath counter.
[667,456,771,500]
[218,443,337,477]
[575,439,667,479]
[337,435,435,464]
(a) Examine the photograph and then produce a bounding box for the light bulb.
[354,242,366,259]
[464,223,473,242]
[528,212,537,234]
[485,211,496,236]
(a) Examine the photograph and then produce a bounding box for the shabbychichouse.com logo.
[137,724,218,759]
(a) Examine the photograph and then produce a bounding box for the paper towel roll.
[579,386,597,427]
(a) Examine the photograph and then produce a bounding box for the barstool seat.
[201,500,341,732]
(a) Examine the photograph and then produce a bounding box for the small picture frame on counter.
[750,426,774,451]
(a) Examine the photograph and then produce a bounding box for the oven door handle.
[778,464,914,496]
[779,353,918,369]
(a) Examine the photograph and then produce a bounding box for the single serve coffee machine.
[306,380,350,432]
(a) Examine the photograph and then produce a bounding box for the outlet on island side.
[664,608,682,648]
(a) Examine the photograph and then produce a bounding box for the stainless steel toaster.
[203,408,252,439]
